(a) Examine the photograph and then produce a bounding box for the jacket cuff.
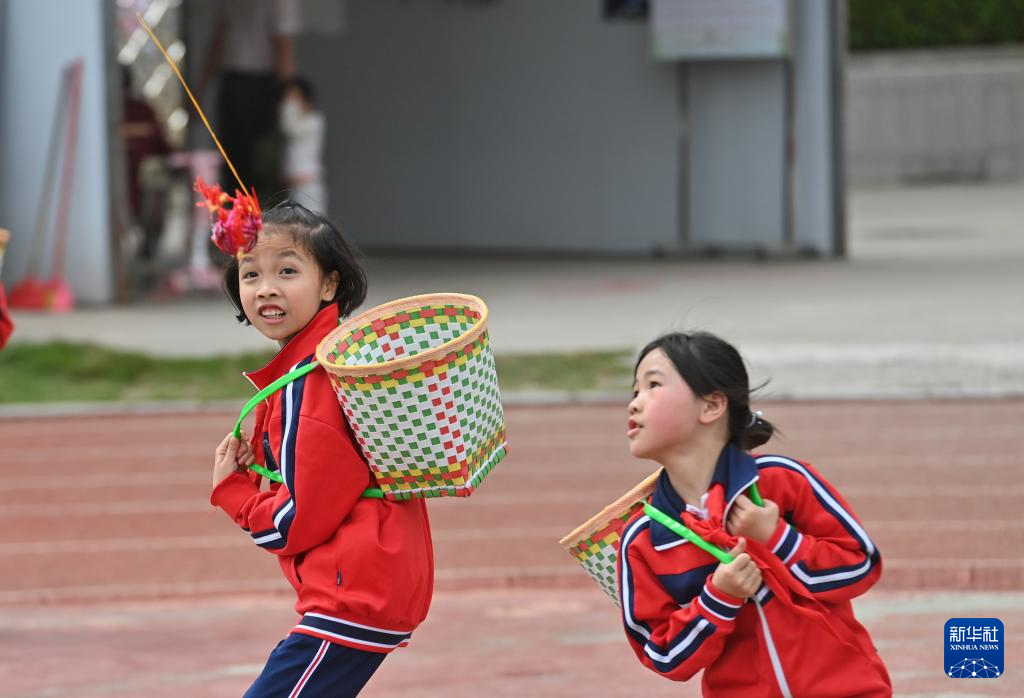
[210,471,259,520]
[699,578,744,622]
[767,519,803,565]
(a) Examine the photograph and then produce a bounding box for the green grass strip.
[0,341,634,404]
[0,342,277,403]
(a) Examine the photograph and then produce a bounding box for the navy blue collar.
[648,443,760,549]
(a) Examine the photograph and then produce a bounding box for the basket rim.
[315,292,489,378]
[558,469,661,549]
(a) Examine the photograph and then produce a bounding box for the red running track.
[2,400,1022,604]
[1,401,1023,697]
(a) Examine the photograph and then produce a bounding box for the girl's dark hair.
[223,200,368,324]
[636,331,774,450]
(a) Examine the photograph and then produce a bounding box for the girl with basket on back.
[211,201,433,697]
[618,331,891,697]
[132,15,487,695]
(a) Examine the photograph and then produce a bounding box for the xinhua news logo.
[945,618,1003,679]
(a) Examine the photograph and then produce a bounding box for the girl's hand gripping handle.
[711,538,763,599]
[230,361,321,484]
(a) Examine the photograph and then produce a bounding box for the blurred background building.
[1,0,1022,304]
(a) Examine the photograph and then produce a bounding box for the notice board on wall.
[651,0,789,61]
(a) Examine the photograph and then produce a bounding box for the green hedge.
[849,0,1024,51]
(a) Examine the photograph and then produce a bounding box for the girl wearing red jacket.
[0,228,12,349]
[619,331,891,697]
[212,201,433,697]
[0,280,13,350]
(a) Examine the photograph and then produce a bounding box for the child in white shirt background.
[280,77,327,212]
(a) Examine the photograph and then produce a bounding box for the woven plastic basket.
[559,471,661,605]
[315,293,507,501]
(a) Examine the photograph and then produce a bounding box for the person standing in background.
[280,77,327,213]
[199,0,300,212]
[121,66,172,263]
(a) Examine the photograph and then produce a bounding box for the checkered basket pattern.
[316,293,507,501]
[559,471,661,605]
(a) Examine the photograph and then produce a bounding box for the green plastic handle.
[232,361,321,440]
[747,482,765,506]
[642,483,765,565]
[246,463,380,500]
[230,361,320,484]
[644,502,734,564]
[229,359,384,499]
[249,463,283,482]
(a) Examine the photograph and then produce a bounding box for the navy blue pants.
[244,633,387,698]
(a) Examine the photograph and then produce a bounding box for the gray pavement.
[7,183,1024,398]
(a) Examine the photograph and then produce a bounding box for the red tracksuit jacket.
[211,304,434,653]
[618,444,892,697]
[0,280,13,349]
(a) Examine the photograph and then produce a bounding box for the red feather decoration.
[194,177,262,258]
